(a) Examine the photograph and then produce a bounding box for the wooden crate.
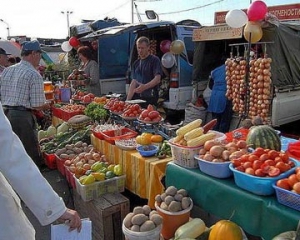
[73,191,130,240]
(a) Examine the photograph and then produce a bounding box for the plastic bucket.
[60,88,71,102]
[155,200,193,239]
[122,223,162,240]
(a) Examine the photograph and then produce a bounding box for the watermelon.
[246,125,281,151]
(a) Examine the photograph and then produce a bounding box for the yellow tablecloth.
[91,135,172,208]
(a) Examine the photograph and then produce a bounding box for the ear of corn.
[184,127,204,141]
[187,132,216,147]
[173,135,184,143]
[176,119,202,137]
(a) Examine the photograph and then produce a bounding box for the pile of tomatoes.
[122,104,143,118]
[231,147,295,178]
[138,104,162,123]
[276,167,300,194]
[104,99,128,113]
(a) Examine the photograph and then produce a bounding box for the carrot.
[203,119,218,133]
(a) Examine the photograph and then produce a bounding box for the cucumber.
[174,218,206,240]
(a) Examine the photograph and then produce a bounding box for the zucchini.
[174,218,206,240]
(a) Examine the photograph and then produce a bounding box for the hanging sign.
[215,3,300,24]
[193,25,243,41]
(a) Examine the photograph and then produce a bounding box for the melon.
[246,125,281,151]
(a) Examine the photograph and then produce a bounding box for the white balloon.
[161,52,175,69]
[225,9,248,28]
[61,41,72,52]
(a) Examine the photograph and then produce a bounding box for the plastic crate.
[101,128,138,145]
[92,129,105,140]
[229,159,297,196]
[60,109,84,122]
[65,167,76,189]
[273,184,300,211]
[43,153,57,169]
[195,155,232,178]
[55,155,66,176]
[75,175,126,202]
[51,106,62,119]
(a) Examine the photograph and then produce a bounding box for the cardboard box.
[73,191,130,240]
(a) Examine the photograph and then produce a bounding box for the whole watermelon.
[246,125,281,151]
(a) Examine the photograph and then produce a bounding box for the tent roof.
[0,40,21,57]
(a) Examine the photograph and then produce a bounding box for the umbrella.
[0,40,21,57]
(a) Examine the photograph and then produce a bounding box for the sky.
[0,0,298,40]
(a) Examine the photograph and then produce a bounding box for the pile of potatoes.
[155,186,192,212]
[123,205,163,232]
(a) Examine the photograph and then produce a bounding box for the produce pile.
[225,56,272,123]
[84,102,108,122]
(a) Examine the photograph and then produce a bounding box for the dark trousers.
[5,109,43,168]
[212,100,233,133]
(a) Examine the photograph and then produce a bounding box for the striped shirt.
[0,60,46,108]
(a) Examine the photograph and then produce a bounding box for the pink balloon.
[247,0,268,21]
[160,40,171,54]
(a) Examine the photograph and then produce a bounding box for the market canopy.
[0,40,21,57]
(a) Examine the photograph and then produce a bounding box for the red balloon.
[160,40,171,54]
[69,37,80,47]
[247,0,268,21]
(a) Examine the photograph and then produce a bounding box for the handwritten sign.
[193,25,243,41]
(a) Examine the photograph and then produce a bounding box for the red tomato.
[252,147,265,157]
[276,179,291,190]
[260,163,271,174]
[295,167,300,174]
[248,154,259,162]
[133,104,140,110]
[296,172,300,181]
[288,174,298,187]
[245,168,255,175]
[231,159,241,167]
[147,104,154,111]
[148,110,160,119]
[259,153,269,162]
[240,154,250,162]
[235,165,245,172]
[265,159,275,166]
[267,150,280,160]
[268,166,280,177]
[140,110,150,118]
[275,161,291,173]
[293,182,300,194]
[279,153,289,163]
[252,160,263,171]
[255,168,266,177]
[242,161,252,169]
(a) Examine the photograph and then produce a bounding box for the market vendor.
[77,46,101,96]
[126,36,163,108]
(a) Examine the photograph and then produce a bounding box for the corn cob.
[184,127,204,141]
[173,135,184,143]
[176,119,202,137]
[187,132,216,147]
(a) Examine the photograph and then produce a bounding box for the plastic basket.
[60,109,84,122]
[55,155,66,176]
[229,159,297,196]
[195,155,232,178]
[51,106,62,119]
[101,128,138,145]
[92,128,105,140]
[273,184,300,211]
[43,153,57,170]
[75,175,126,201]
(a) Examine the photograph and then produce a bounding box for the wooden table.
[91,135,172,208]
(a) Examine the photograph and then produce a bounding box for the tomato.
[295,167,300,174]
[259,153,269,161]
[133,104,140,110]
[296,171,300,181]
[148,110,159,119]
[255,168,266,177]
[276,179,291,190]
[252,147,265,157]
[140,110,150,118]
[147,104,154,111]
[265,159,275,166]
[231,159,241,167]
[275,161,291,173]
[245,167,255,175]
[260,163,271,174]
[240,154,250,162]
[144,117,151,122]
[252,160,263,170]
[293,182,300,194]
[235,165,245,172]
[279,152,289,163]
[267,150,280,160]
[274,156,283,164]
[248,154,259,162]
[242,161,252,169]
[288,174,298,188]
[268,166,280,177]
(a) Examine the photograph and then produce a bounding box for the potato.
[155,194,162,203]
[131,214,148,225]
[165,186,177,196]
[132,206,144,215]
[149,210,158,218]
[130,225,140,232]
[74,141,83,148]
[160,202,168,210]
[177,189,188,197]
[160,192,167,201]
[174,193,183,202]
[164,195,174,205]
[150,214,163,226]
[140,220,156,232]
[181,197,191,209]
[55,148,66,156]
[142,205,151,216]
[168,201,182,212]
[123,212,134,228]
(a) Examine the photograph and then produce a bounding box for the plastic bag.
[184,103,207,124]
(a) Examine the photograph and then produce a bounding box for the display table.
[165,162,299,240]
[91,135,172,208]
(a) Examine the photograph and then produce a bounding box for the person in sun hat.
[0,40,51,170]
[0,47,10,74]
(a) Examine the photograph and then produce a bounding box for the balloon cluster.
[61,36,81,52]
[160,39,185,68]
[225,0,268,43]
